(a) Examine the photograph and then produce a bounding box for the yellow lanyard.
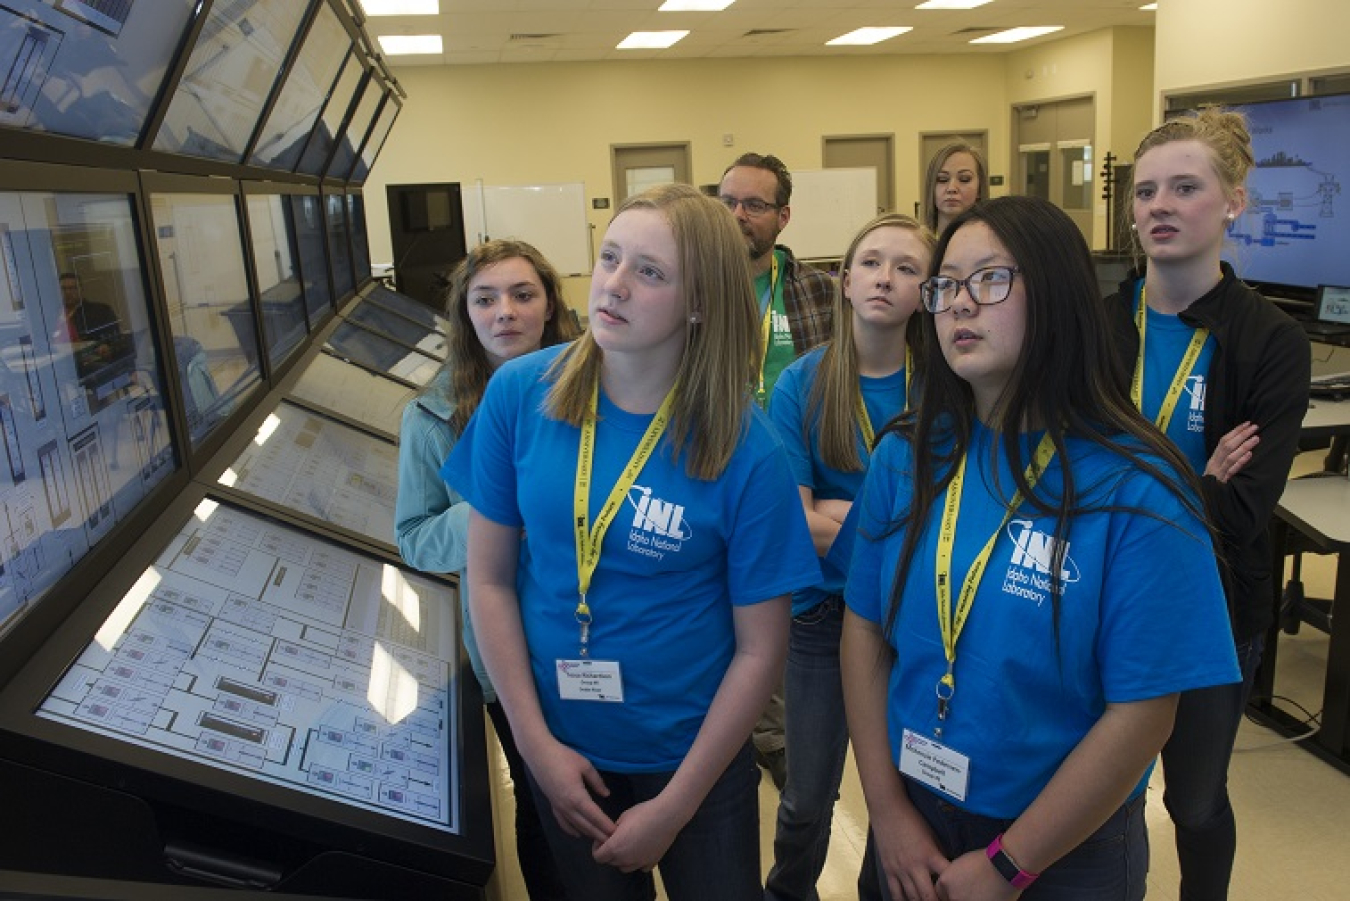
[757,253,781,399]
[1131,287,1208,434]
[933,432,1057,736]
[854,346,912,450]
[572,377,675,656]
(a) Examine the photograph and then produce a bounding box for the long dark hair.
[878,196,1209,648]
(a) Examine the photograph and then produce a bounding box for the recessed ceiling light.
[360,0,439,15]
[827,27,913,46]
[1139,2,1158,9]
[659,0,736,11]
[971,26,1064,44]
[915,0,993,9]
[617,31,690,50]
[377,34,443,55]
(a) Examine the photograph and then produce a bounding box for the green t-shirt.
[755,249,795,407]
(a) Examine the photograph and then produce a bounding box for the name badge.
[899,728,970,802]
[556,659,624,703]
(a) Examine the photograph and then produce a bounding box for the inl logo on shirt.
[628,486,693,540]
[1006,519,1079,583]
[1185,375,1206,433]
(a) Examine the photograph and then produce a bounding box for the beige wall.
[1002,27,1155,245]
[366,31,1159,308]
[1155,0,1350,107]
[367,53,1006,307]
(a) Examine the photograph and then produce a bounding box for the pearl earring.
[689,312,703,324]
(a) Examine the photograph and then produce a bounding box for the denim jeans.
[528,741,762,901]
[486,701,569,901]
[765,597,851,901]
[875,781,1149,901]
[1160,634,1265,901]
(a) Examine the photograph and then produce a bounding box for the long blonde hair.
[1128,107,1255,263]
[808,214,934,471]
[921,142,989,232]
[546,183,760,480]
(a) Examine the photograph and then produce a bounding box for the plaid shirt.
[777,244,835,356]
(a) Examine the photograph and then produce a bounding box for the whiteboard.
[462,182,591,276]
[779,168,879,261]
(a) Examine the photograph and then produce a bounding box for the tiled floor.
[485,452,1350,900]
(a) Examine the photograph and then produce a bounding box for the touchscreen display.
[37,500,461,832]
[289,353,416,438]
[220,401,398,548]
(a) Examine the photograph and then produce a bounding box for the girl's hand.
[1204,421,1259,483]
[873,800,950,901]
[591,794,685,873]
[933,849,1020,900]
[527,738,616,844]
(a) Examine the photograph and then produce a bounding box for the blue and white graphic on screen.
[1226,94,1350,290]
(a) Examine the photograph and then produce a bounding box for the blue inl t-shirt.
[1139,298,1214,474]
[845,422,1239,817]
[444,345,820,773]
[769,345,907,614]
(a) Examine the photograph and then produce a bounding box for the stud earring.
[689,312,702,324]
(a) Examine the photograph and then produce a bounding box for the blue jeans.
[528,742,761,901]
[765,597,851,901]
[1160,634,1265,901]
[876,781,1149,901]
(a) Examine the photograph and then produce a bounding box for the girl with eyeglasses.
[840,196,1239,901]
[1108,108,1310,901]
[444,184,819,900]
[763,214,935,901]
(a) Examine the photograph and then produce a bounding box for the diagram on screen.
[36,503,462,832]
[1225,96,1350,288]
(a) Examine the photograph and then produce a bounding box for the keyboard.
[1310,374,1350,399]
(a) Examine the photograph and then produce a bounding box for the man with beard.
[718,153,835,409]
[716,153,835,792]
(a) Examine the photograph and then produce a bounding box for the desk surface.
[1276,473,1350,549]
[1303,397,1350,438]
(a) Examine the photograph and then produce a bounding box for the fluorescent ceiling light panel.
[659,0,736,10]
[361,0,439,15]
[617,31,689,49]
[1139,3,1157,9]
[971,26,1063,44]
[915,0,993,9]
[378,34,443,55]
[827,27,913,46]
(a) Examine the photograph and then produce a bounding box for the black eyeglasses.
[718,195,781,217]
[921,266,1021,314]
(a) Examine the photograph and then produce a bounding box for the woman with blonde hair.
[765,213,934,901]
[922,142,989,235]
[1109,107,1310,901]
[445,183,819,900]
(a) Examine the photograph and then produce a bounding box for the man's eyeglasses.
[921,266,1021,314]
[718,196,781,217]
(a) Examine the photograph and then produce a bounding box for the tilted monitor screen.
[219,400,398,549]
[0,0,196,145]
[0,189,176,641]
[249,1,351,173]
[151,1,310,162]
[36,499,462,833]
